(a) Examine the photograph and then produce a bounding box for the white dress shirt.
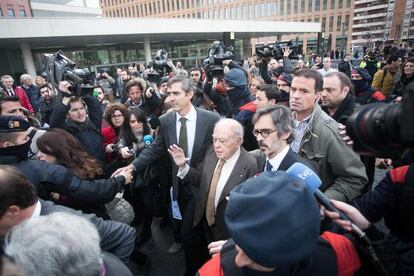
[266,144,290,171]
[214,148,241,209]
[176,105,197,162]
[30,201,42,219]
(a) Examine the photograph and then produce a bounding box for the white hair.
[20,74,32,82]
[215,118,244,139]
[5,212,102,276]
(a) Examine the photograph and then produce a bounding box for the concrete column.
[20,43,36,77]
[144,37,151,64]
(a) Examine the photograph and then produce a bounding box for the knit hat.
[225,171,320,268]
[0,116,30,133]
[224,68,247,88]
[278,73,293,85]
[352,67,372,82]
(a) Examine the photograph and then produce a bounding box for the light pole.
[340,22,346,54]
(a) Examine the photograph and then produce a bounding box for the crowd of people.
[0,44,413,276]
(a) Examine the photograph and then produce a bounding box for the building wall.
[101,0,354,54]
[0,0,32,17]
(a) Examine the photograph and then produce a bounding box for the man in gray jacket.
[289,69,367,202]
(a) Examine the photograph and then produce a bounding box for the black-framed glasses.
[253,129,277,138]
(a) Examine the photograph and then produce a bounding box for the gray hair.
[1,75,13,84]
[167,75,194,94]
[252,105,295,144]
[215,118,244,139]
[5,212,102,276]
[20,74,32,83]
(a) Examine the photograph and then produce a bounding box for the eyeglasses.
[111,114,124,119]
[212,137,230,146]
[253,129,277,138]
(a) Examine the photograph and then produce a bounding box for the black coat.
[49,95,105,162]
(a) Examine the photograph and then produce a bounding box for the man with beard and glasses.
[250,105,314,173]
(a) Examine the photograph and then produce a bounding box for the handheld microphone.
[286,162,367,238]
[286,162,350,221]
[143,135,154,145]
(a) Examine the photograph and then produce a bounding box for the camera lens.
[346,103,402,157]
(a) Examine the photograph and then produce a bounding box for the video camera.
[146,49,173,84]
[203,41,234,78]
[41,50,95,97]
[346,82,414,158]
[255,40,303,60]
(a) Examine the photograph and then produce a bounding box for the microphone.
[143,135,153,145]
[285,162,349,220]
[286,163,367,239]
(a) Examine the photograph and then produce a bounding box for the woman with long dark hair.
[118,107,156,245]
[36,128,109,218]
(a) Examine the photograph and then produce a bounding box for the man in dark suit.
[250,105,313,172]
[168,118,258,244]
[0,165,135,266]
[113,75,220,275]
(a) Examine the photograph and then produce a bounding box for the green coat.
[298,104,368,202]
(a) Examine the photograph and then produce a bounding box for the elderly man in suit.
[169,118,258,242]
[251,105,313,172]
[113,75,220,276]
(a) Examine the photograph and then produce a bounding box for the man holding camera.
[49,81,105,162]
[96,69,115,103]
[124,79,162,118]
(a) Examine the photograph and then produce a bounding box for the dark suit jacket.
[182,147,258,240]
[251,147,315,173]
[39,200,135,264]
[132,107,221,200]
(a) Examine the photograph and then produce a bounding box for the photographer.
[49,81,105,162]
[38,84,54,127]
[259,47,293,84]
[96,69,115,103]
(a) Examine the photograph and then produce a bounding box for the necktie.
[8,89,14,97]
[206,159,225,226]
[265,160,273,172]
[178,117,188,157]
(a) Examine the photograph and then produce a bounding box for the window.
[18,6,26,17]
[7,5,14,17]
[225,8,229,19]
[294,0,298,13]
[274,0,277,15]
[267,2,271,16]
[344,15,349,32]
[338,0,342,8]
[337,15,342,31]
[254,4,258,18]
[323,0,327,10]
[330,0,335,9]
[301,0,305,13]
[322,17,326,32]
[287,0,290,15]
[308,0,312,12]
[280,0,284,15]
[249,4,252,19]
[315,0,320,10]
[243,5,247,19]
[261,2,265,17]
[329,15,334,32]
[346,0,350,7]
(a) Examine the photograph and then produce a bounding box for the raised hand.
[167,144,187,168]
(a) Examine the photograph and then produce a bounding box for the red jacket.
[101,126,118,162]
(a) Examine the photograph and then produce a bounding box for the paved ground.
[131,167,390,276]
